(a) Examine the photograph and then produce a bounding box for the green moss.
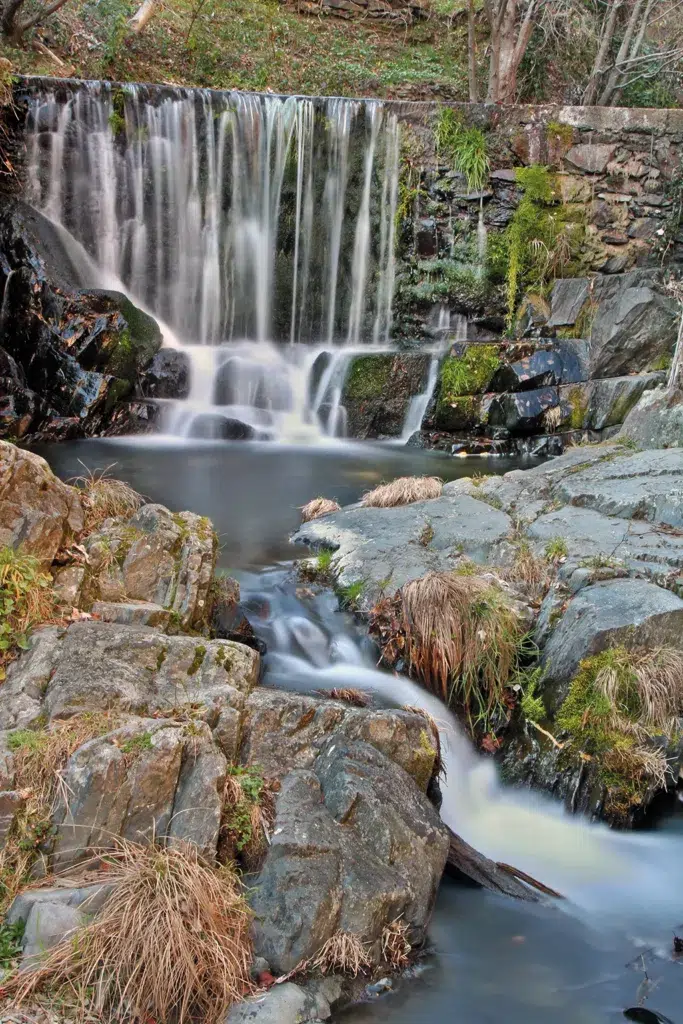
[156,646,167,671]
[565,385,588,429]
[412,728,438,790]
[517,667,546,721]
[108,91,126,136]
[649,352,673,372]
[343,355,393,401]
[546,121,574,147]
[187,644,207,676]
[121,732,153,755]
[439,346,500,402]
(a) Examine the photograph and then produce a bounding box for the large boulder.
[84,503,217,629]
[292,494,513,606]
[0,621,259,737]
[620,386,683,450]
[251,738,449,974]
[0,441,84,564]
[557,374,663,431]
[338,353,432,439]
[540,579,683,710]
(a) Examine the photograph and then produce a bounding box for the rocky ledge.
[293,426,683,827]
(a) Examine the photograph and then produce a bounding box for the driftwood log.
[445,827,563,901]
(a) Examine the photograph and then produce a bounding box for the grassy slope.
[0,0,470,98]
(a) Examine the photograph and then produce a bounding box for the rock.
[547,279,589,328]
[338,354,431,439]
[487,387,559,434]
[240,690,439,789]
[620,387,683,450]
[565,144,617,173]
[541,579,683,709]
[91,600,171,628]
[528,506,628,562]
[226,981,332,1024]
[0,621,259,730]
[588,271,677,377]
[0,790,26,848]
[554,448,683,527]
[0,441,84,565]
[601,255,630,274]
[251,738,449,973]
[52,564,86,607]
[291,494,512,606]
[489,343,588,393]
[143,348,190,400]
[22,901,83,961]
[86,503,217,630]
[557,374,662,431]
[51,718,227,869]
[7,882,115,926]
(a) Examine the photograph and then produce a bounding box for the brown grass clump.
[362,476,442,508]
[0,714,117,912]
[10,839,253,1024]
[602,744,672,794]
[371,571,526,732]
[72,464,144,532]
[309,932,372,977]
[381,919,412,969]
[594,645,683,737]
[502,539,551,600]
[300,497,341,522]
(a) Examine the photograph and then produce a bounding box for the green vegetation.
[344,355,393,401]
[338,579,365,609]
[544,536,568,562]
[121,731,153,755]
[0,547,53,680]
[187,644,207,676]
[518,668,546,722]
[0,919,24,968]
[546,120,573,147]
[434,107,489,193]
[223,764,266,854]
[438,346,500,403]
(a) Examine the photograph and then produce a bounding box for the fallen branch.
[495,862,565,899]
[527,719,564,749]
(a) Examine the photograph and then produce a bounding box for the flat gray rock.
[8,882,115,926]
[528,506,629,560]
[548,278,589,327]
[22,901,83,962]
[226,980,336,1024]
[292,495,512,604]
[541,579,683,709]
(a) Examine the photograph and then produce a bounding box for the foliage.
[9,839,253,1024]
[221,764,272,870]
[439,345,500,403]
[0,547,53,678]
[0,919,24,968]
[517,667,545,722]
[338,579,365,608]
[434,107,489,193]
[544,536,567,562]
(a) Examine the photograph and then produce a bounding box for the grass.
[10,839,253,1024]
[362,476,442,508]
[220,765,273,871]
[505,539,550,597]
[373,570,527,732]
[0,715,117,914]
[544,536,568,563]
[309,932,372,977]
[338,579,365,609]
[71,465,144,532]
[434,107,489,192]
[300,497,341,523]
[0,0,469,99]
[0,546,54,679]
[381,919,411,969]
[319,687,370,707]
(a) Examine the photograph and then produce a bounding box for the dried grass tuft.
[502,539,551,599]
[398,571,525,726]
[309,932,372,977]
[362,476,442,508]
[71,464,144,532]
[9,839,254,1024]
[381,918,412,969]
[300,497,342,522]
[602,744,672,793]
[595,645,683,737]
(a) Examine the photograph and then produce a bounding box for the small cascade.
[476,198,487,275]
[25,82,405,442]
[399,309,466,441]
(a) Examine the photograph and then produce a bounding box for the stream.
[37,436,683,1024]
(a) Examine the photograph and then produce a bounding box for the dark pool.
[36,437,683,1024]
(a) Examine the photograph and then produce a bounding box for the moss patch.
[343,355,394,402]
[439,346,500,402]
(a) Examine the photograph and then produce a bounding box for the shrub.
[10,840,253,1024]
[362,476,442,508]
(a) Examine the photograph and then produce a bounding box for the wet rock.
[292,494,512,606]
[588,272,677,377]
[251,738,449,973]
[142,348,190,400]
[487,386,559,434]
[620,387,683,450]
[339,353,431,439]
[0,441,84,565]
[210,575,265,654]
[540,579,683,710]
[240,690,439,789]
[0,621,259,730]
[490,343,589,393]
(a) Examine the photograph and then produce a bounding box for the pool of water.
[36,437,683,1024]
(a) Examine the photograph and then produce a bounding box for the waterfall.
[24,81,403,442]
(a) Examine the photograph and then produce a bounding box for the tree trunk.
[583,0,624,105]
[468,0,479,102]
[598,0,647,104]
[609,0,657,105]
[128,0,157,35]
[499,0,537,103]
[1,0,27,41]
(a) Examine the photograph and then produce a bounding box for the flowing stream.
[38,438,683,1024]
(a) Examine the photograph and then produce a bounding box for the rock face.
[252,738,449,973]
[621,386,683,450]
[0,199,162,440]
[292,493,512,605]
[0,440,84,564]
[337,353,431,439]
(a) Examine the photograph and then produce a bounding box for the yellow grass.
[72,465,144,532]
[309,932,372,977]
[10,839,253,1024]
[300,497,341,522]
[362,476,442,508]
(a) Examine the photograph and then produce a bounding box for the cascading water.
[24,81,415,442]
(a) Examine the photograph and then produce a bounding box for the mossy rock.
[76,289,163,383]
[433,345,499,430]
[342,355,395,401]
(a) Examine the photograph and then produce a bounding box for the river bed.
[37,437,683,1024]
